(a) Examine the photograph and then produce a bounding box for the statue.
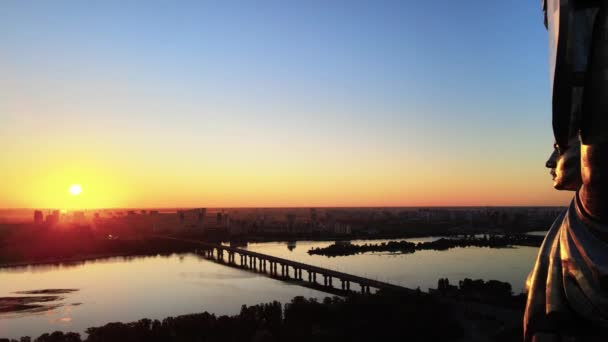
[524,0,608,340]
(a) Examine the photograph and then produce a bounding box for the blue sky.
[0,1,571,208]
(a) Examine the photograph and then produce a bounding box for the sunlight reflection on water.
[0,239,539,339]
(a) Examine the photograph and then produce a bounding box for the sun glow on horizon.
[0,1,574,210]
[69,184,82,196]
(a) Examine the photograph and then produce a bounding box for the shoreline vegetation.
[307,235,544,257]
[1,279,525,342]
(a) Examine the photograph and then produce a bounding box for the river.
[0,237,541,339]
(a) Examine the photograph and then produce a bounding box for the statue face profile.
[545,140,582,191]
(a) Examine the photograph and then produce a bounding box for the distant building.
[198,208,206,226]
[34,210,43,224]
[73,211,86,224]
[334,222,352,235]
[46,210,60,225]
[223,213,230,228]
[310,208,318,227]
[287,213,296,233]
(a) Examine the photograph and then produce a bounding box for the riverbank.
[0,252,153,269]
[0,232,546,269]
[0,235,204,269]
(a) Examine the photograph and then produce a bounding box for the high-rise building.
[73,211,86,224]
[45,210,61,225]
[287,213,296,233]
[34,210,43,224]
[198,208,206,226]
[310,208,317,227]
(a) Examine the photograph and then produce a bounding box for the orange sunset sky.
[0,1,572,209]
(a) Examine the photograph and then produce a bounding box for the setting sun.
[69,184,82,196]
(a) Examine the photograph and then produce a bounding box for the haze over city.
[0,1,570,209]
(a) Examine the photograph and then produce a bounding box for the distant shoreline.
[0,251,150,269]
[0,231,547,269]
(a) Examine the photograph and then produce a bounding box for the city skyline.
[0,1,571,209]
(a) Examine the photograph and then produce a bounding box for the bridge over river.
[159,237,413,295]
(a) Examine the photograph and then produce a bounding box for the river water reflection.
[0,238,541,339]
[0,254,327,339]
[244,238,539,294]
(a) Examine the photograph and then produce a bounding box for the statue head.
[546,139,582,191]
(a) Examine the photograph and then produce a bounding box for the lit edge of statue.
[524,0,608,341]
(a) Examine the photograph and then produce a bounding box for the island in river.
[307,234,544,257]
